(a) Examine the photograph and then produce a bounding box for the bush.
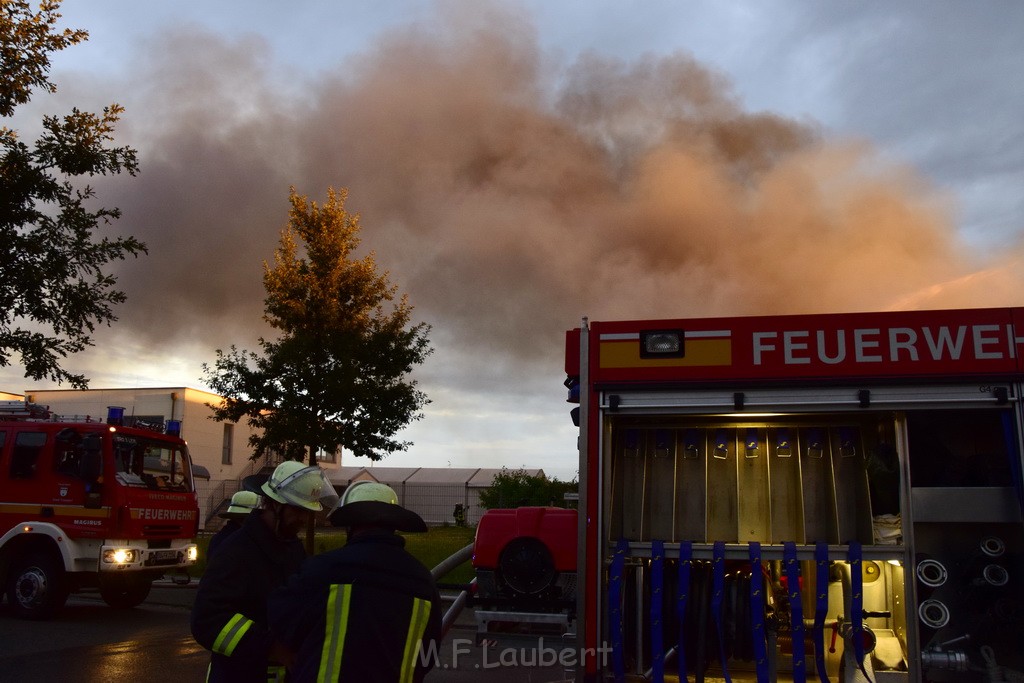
[477,467,577,510]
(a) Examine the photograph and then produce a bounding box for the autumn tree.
[202,187,432,467]
[0,0,145,388]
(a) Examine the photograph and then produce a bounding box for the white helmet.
[339,480,399,507]
[220,490,261,519]
[260,461,329,512]
[329,481,426,532]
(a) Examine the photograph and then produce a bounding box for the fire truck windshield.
[112,434,194,493]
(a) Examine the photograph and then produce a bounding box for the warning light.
[106,406,125,426]
[640,330,684,358]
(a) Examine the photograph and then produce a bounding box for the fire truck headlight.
[187,546,198,562]
[103,548,137,564]
[640,330,684,358]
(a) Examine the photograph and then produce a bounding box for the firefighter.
[191,461,331,682]
[267,482,442,683]
[207,490,261,559]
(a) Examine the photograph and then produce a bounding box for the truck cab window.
[54,428,84,478]
[113,439,147,487]
[10,432,46,479]
[113,434,193,492]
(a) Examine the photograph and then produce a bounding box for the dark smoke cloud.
[54,5,1024,388]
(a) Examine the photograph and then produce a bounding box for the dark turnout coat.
[268,528,443,683]
[206,518,242,560]
[191,512,306,682]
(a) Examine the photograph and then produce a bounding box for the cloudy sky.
[4,1,1023,480]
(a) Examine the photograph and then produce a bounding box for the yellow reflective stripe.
[399,597,432,683]
[317,584,352,683]
[212,613,254,656]
[267,664,287,682]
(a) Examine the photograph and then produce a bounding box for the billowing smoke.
[45,4,1024,391]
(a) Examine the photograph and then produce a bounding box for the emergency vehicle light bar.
[106,406,125,426]
[639,329,684,358]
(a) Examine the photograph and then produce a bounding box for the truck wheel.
[6,551,69,620]
[99,575,153,609]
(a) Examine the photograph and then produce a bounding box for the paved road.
[0,582,569,682]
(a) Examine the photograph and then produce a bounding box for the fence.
[389,482,487,527]
[198,452,279,528]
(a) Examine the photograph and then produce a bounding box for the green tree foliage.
[478,467,578,510]
[0,0,144,388]
[202,187,432,463]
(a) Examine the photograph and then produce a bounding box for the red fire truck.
[0,401,199,618]
[566,307,1024,682]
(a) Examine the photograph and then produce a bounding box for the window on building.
[222,423,234,465]
[10,431,46,479]
[315,447,338,464]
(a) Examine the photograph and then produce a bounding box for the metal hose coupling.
[922,634,971,673]
[918,599,951,630]
[979,536,1006,559]
[921,647,969,672]
[974,564,1010,588]
[916,558,948,589]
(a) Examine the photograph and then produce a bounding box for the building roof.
[405,467,482,484]
[325,466,544,487]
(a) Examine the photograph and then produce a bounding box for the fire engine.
[0,401,199,618]
[566,307,1024,682]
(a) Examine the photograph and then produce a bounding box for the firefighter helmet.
[260,461,328,512]
[339,481,399,507]
[219,490,260,519]
[330,481,427,532]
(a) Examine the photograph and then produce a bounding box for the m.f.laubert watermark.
[418,637,613,670]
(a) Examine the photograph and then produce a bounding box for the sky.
[3,1,1023,481]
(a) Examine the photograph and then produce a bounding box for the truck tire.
[6,551,69,620]
[99,574,153,609]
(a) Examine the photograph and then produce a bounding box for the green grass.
[191,524,477,584]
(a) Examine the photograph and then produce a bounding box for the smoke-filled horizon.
[9,5,1024,401]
